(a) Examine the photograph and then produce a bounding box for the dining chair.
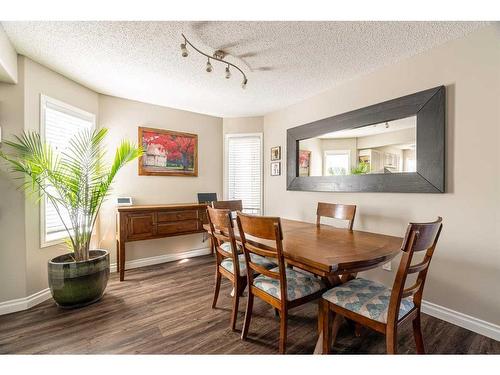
[237,212,328,354]
[319,217,443,354]
[316,202,357,230]
[212,199,243,213]
[207,207,276,331]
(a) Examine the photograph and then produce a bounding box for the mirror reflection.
[298,116,417,176]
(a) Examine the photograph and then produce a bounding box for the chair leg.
[386,325,398,354]
[274,307,280,318]
[279,310,288,354]
[412,313,425,354]
[330,313,343,349]
[237,277,247,297]
[212,271,221,309]
[320,300,331,354]
[230,284,240,331]
[241,292,254,340]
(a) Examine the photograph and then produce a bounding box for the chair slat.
[249,263,280,279]
[408,258,430,274]
[245,242,278,259]
[402,280,423,298]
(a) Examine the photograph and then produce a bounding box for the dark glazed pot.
[48,249,110,308]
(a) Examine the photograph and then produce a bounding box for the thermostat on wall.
[116,197,133,206]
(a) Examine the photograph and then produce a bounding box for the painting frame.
[271,146,281,161]
[138,126,198,177]
[299,150,311,177]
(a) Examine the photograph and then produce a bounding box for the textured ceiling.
[1,21,488,117]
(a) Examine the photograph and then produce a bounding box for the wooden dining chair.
[319,217,443,354]
[212,199,243,212]
[316,202,356,230]
[207,207,275,331]
[237,212,328,354]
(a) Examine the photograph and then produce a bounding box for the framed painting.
[271,146,281,161]
[138,127,198,176]
[271,162,281,176]
[299,150,311,176]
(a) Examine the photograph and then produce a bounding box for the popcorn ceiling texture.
[1,21,488,117]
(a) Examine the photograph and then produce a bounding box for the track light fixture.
[180,33,248,89]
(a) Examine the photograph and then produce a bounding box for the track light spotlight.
[225,65,231,79]
[206,58,213,73]
[180,42,188,57]
[242,78,248,89]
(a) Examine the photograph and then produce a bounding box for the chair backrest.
[198,192,218,204]
[236,212,288,302]
[212,200,243,212]
[387,217,443,325]
[207,207,240,275]
[316,202,357,230]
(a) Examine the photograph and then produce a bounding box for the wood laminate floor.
[0,255,498,354]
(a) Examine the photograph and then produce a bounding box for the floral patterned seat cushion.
[220,254,276,276]
[322,278,415,323]
[253,267,326,301]
[220,242,242,254]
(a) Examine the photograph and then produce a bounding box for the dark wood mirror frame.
[287,86,445,193]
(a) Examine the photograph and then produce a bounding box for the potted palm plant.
[0,128,142,308]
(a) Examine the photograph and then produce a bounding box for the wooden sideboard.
[116,203,208,281]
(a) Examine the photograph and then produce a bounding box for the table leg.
[119,240,125,281]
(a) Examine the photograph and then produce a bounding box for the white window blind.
[226,134,262,215]
[41,96,95,246]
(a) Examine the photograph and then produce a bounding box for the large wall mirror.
[287,86,445,193]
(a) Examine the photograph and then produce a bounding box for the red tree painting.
[138,127,198,176]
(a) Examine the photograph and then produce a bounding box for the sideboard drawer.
[157,220,200,235]
[157,210,199,222]
[127,213,155,240]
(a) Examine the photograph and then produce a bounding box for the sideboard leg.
[119,241,126,281]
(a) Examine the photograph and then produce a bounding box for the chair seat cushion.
[220,254,276,276]
[322,278,415,323]
[220,242,242,254]
[253,267,326,301]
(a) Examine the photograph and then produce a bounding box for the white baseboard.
[0,247,211,316]
[0,288,52,316]
[109,246,212,272]
[422,300,500,341]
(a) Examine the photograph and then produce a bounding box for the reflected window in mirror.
[298,115,416,177]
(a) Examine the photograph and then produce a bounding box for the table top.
[117,203,207,212]
[207,218,402,276]
[279,219,402,275]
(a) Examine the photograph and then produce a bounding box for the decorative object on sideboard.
[271,146,281,161]
[138,126,198,177]
[180,34,248,89]
[271,161,281,176]
[287,86,445,193]
[116,197,133,206]
[0,129,142,308]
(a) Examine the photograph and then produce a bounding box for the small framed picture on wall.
[271,146,281,161]
[271,162,281,176]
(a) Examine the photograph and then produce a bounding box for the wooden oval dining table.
[205,217,403,353]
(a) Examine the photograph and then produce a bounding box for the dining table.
[205,217,403,354]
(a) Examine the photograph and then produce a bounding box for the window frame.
[39,94,96,248]
[224,132,264,215]
[323,149,351,176]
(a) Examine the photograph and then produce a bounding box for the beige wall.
[98,95,223,263]
[23,57,100,295]
[0,55,26,301]
[263,25,500,324]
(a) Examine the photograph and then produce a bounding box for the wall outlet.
[382,261,392,271]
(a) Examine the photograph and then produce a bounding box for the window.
[225,133,263,215]
[40,95,96,247]
[324,150,351,176]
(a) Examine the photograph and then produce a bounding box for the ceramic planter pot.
[48,249,110,308]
